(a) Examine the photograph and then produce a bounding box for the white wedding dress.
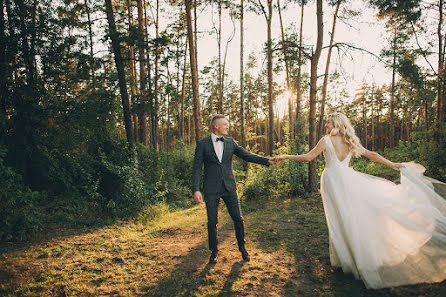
[320,135,446,289]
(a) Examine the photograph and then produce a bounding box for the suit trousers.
[205,181,245,253]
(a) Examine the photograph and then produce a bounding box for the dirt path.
[1,196,446,296]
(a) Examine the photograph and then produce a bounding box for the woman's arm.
[277,138,326,163]
[361,146,403,169]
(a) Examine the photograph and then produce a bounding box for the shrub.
[0,143,42,241]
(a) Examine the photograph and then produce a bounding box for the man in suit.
[192,114,275,264]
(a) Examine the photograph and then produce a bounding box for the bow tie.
[216,137,224,142]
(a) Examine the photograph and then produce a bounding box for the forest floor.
[1,194,446,297]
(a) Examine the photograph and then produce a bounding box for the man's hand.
[269,156,285,165]
[268,159,276,165]
[194,191,203,204]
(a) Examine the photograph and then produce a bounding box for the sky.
[193,0,388,116]
[188,0,437,117]
[134,0,438,118]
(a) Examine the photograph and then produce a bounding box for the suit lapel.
[221,137,229,163]
[208,136,221,163]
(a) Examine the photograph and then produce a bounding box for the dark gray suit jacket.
[192,135,270,197]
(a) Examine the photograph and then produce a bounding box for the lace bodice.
[323,135,351,167]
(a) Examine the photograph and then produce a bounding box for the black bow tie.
[216,137,224,142]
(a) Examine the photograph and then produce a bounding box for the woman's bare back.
[329,135,351,162]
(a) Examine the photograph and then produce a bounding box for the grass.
[1,194,446,296]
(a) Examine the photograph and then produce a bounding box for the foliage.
[0,142,41,241]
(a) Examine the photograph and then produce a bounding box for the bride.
[273,112,446,289]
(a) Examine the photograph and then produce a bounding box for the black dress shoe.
[209,252,218,264]
[240,248,250,262]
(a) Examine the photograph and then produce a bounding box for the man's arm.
[232,138,271,166]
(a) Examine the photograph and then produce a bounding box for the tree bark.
[14,0,35,85]
[437,0,444,142]
[277,0,293,138]
[0,0,6,116]
[152,0,159,150]
[390,27,396,148]
[218,1,223,113]
[128,0,138,143]
[295,2,304,126]
[185,0,201,143]
[240,0,247,171]
[317,0,340,139]
[371,88,375,151]
[267,0,274,155]
[137,0,148,145]
[180,38,188,140]
[84,0,95,92]
[104,0,134,146]
[308,0,323,192]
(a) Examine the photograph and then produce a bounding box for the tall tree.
[151,0,160,150]
[104,0,134,146]
[84,0,96,92]
[295,0,306,125]
[137,0,148,145]
[277,0,293,137]
[0,0,6,116]
[308,0,323,192]
[317,0,342,139]
[240,0,248,171]
[437,0,444,142]
[185,0,201,142]
[249,0,274,155]
[128,0,139,143]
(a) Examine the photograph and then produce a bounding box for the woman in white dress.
[273,112,446,289]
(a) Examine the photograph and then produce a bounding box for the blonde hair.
[210,114,226,129]
[328,112,363,157]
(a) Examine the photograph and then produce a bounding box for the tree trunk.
[277,0,292,137]
[137,0,148,145]
[143,0,153,146]
[194,0,198,78]
[152,0,159,150]
[363,94,367,148]
[240,0,247,171]
[0,0,6,116]
[84,0,95,92]
[104,0,134,146]
[308,0,323,192]
[185,0,201,143]
[128,0,138,143]
[14,0,35,85]
[295,2,304,126]
[437,0,444,142]
[317,0,340,139]
[180,39,188,140]
[371,89,375,151]
[217,1,223,113]
[390,28,396,148]
[267,0,274,155]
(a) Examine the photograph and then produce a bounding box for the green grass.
[1,195,445,296]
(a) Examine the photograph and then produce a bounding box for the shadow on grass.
[143,222,240,297]
[217,261,246,297]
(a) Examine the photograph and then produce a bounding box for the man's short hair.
[210,114,226,129]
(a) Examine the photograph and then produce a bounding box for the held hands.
[270,155,287,165]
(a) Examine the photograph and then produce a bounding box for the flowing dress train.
[320,135,446,289]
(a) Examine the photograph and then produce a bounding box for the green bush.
[0,143,42,241]
[240,144,293,201]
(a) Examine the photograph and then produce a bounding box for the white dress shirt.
[211,133,224,162]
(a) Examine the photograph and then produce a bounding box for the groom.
[192,114,275,264]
